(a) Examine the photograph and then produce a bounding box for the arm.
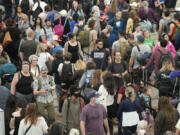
[11,73,19,95]
[78,42,84,58]
[168,23,174,37]
[111,49,115,61]
[19,52,23,62]
[64,42,68,54]
[117,93,123,104]
[103,118,110,135]
[80,121,86,135]
[158,23,163,36]
[129,56,134,72]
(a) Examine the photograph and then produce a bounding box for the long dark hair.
[103,72,115,95]
[34,17,43,29]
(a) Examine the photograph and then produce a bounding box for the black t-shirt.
[20,40,38,61]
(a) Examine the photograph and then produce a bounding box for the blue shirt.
[170,70,180,80]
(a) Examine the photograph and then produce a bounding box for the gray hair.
[143,1,149,15]
[29,55,38,63]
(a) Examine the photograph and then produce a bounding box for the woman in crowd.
[0,44,10,63]
[18,103,48,135]
[18,13,29,36]
[64,33,83,63]
[117,87,141,135]
[153,33,176,58]
[33,17,43,42]
[156,58,174,97]
[36,42,54,69]
[4,95,16,135]
[11,61,34,103]
[155,96,178,135]
[29,55,40,79]
[9,99,27,135]
[101,29,110,52]
[98,72,115,135]
[49,122,64,135]
[90,69,102,91]
[67,0,84,21]
[143,30,155,50]
[107,0,119,21]
[15,6,23,24]
[72,60,86,86]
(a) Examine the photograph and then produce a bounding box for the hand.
[107,132,111,135]
[142,66,145,70]
[129,67,133,73]
[41,90,48,95]
[68,16,72,20]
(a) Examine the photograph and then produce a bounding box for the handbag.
[2,31,13,48]
[45,53,52,73]
[24,124,32,135]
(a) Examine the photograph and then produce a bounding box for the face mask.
[96,98,102,104]
[138,129,146,135]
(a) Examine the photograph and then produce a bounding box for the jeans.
[37,101,55,125]
[55,84,61,108]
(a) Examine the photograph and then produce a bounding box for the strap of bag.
[80,97,83,112]
[137,45,140,52]
[63,17,68,27]
[100,50,106,70]
[59,18,62,25]
[24,124,32,135]
[37,0,40,7]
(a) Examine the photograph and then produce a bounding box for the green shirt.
[144,37,155,50]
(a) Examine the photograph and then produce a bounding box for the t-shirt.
[80,104,107,135]
[91,49,110,71]
[40,27,53,41]
[38,52,50,69]
[131,44,151,69]
[20,40,38,61]
[18,117,48,135]
[144,37,155,50]
[53,45,64,56]
[32,1,47,12]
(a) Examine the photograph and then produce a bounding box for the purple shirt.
[138,7,159,23]
[80,104,107,135]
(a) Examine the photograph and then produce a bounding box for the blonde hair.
[125,87,136,102]
[26,28,35,38]
[160,58,175,72]
[109,0,118,13]
[20,13,28,22]
[36,43,47,56]
[142,1,149,14]
[90,69,102,87]
[75,60,86,70]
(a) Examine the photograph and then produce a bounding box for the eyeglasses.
[32,59,38,61]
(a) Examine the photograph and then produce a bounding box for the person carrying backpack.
[142,39,175,75]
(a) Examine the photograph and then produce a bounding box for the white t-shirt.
[18,117,48,135]
[19,0,34,7]
[38,52,50,69]
[98,85,114,110]
[32,1,47,12]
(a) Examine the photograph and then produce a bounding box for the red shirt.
[118,84,139,95]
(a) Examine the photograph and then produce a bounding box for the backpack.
[61,63,75,83]
[172,22,180,40]
[78,30,90,48]
[20,0,29,13]
[158,49,171,69]
[32,1,43,21]
[76,24,84,36]
[119,39,129,60]
[137,46,151,66]
[139,20,152,32]
[54,18,64,37]
[171,73,180,98]
[161,18,171,34]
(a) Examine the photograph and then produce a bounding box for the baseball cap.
[136,35,144,43]
[88,90,101,99]
[41,66,48,73]
[52,35,61,41]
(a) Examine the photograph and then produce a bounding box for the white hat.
[59,10,68,17]
[175,7,180,11]
[130,2,138,7]
[52,35,61,41]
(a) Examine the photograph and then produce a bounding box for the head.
[45,18,51,27]
[72,0,78,10]
[175,52,180,69]
[114,51,121,61]
[73,13,79,22]
[90,69,102,87]
[142,86,150,96]
[101,29,110,38]
[86,62,96,70]
[55,50,63,59]
[96,39,104,49]
[26,28,35,39]
[75,60,86,71]
[5,18,15,28]
[5,95,16,110]
[143,30,151,39]
[16,98,27,109]
[25,103,38,125]
[29,55,38,66]
[88,19,96,29]
[17,6,22,13]
[49,122,64,135]
[103,72,115,95]
[20,13,28,22]
[70,85,81,98]
[93,0,100,6]
[22,61,30,73]
[137,120,148,135]
[124,73,132,84]
[135,24,141,32]
[137,35,145,44]
[118,30,125,38]
[88,90,101,104]
[116,11,122,21]
[68,33,76,41]
[164,10,170,17]
[162,33,169,41]
[128,34,135,43]
[35,17,43,28]
[160,58,174,72]
[40,66,48,77]
[125,86,136,102]
[64,52,72,61]
[160,39,168,48]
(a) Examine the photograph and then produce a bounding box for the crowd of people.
[1,0,180,135]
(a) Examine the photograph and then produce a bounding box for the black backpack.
[32,1,43,21]
[20,0,30,13]
[158,49,171,69]
[61,63,75,83]
[171,73,180,98]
